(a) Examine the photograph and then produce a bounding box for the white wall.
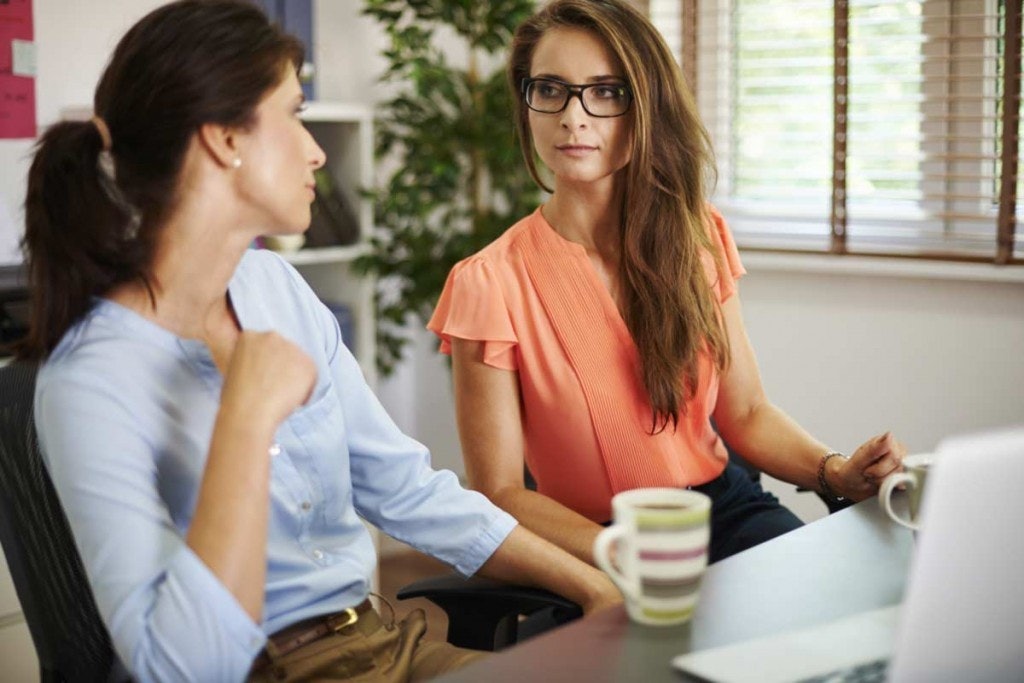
[741,261,1024,521]
[0,0,169,264]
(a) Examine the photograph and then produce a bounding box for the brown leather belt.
[263,599,374,659]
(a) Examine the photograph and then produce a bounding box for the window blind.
[655,0,1022,264]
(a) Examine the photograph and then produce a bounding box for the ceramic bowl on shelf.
[263,235,306,253]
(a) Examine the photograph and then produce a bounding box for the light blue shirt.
[35,250,517,683]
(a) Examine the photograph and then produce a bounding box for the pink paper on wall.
[0,0,36,139]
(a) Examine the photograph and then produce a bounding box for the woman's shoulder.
[233,247,319,311]
[36,304,170,418]
[451,210,540,276]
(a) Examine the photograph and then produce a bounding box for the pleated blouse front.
[428,207,746,522]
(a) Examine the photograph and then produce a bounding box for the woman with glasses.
[429,0,905,572]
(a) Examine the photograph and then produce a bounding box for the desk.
[438,497,914,682]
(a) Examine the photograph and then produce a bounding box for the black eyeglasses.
[522,77,633,118]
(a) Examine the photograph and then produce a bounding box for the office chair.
[0,360,573,679]
[0,361,127,682]
[397,574,581,651]
[395,456,585,650]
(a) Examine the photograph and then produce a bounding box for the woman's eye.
[594,85,625,100]
[537,83,564,98]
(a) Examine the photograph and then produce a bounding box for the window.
[650,0,1022,264]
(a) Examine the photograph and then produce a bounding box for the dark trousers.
[691,461,804,564]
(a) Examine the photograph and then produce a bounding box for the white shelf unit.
[285,102,377,388]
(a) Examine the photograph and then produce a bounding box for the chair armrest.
[397,574,581,651]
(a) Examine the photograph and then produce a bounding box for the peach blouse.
[428,206,746,522]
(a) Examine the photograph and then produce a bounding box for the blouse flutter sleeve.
[427,257,519,371]
[705,205,747,303]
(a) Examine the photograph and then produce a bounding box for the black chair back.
[0,361,123,682]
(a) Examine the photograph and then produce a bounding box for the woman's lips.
[556,145,597,158]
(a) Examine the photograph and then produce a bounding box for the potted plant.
[355,0,540,376]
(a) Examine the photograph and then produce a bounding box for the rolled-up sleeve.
[317,304,517,575]
[36,377,266,683]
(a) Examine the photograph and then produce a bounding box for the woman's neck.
[108,190,253,342]
[542,179,624,259]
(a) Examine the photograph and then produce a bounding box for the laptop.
[672,426,1024,683]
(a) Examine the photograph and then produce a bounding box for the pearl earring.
[231,157,242,169]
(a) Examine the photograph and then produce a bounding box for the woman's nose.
[559,94,590,129]
[308,135,326,169]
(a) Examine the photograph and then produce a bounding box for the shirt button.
[268,443,281,457]
[312,548,324,561]
[301,501,312,511]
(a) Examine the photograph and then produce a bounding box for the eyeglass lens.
[526,80,630,117]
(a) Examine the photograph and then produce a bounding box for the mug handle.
[878,472,919,531]
[593,525,638,600]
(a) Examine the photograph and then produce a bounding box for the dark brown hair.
[509,0,729,432]
[16,0,303,359]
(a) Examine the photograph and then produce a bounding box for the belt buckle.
[328,607,359,633]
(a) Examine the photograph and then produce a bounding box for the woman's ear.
[197,122,243,170]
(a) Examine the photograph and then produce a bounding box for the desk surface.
[438,496,914,682]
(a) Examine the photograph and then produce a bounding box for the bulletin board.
[0,0,36,139]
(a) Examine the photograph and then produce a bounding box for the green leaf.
[360,0,541,376]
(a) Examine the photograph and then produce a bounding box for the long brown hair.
[509,0,729,433]
[16,0,303,360]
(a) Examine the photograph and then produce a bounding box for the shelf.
[277,243,370,266]
[301,101,373,123]
[288,101,377,388]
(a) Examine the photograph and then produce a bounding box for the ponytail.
[16,120,145,360]
[13,0,304,360]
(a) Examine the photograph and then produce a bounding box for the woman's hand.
[220,331,317,427]
[832,432,907,501]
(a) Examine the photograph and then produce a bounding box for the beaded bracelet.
[817,450,848,505]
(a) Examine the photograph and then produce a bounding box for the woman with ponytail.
[430,0,906,569]
[22,2,618,680]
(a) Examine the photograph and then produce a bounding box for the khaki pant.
[248,607,485,682]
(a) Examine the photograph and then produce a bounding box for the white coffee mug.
[593,488,711,626]
[878,453,934,531]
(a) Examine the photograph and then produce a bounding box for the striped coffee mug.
[593,488,711,626]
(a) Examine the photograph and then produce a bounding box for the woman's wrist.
[578,566,622,613]
[817,449,849,504]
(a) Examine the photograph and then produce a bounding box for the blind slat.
[658,0,1021,263]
